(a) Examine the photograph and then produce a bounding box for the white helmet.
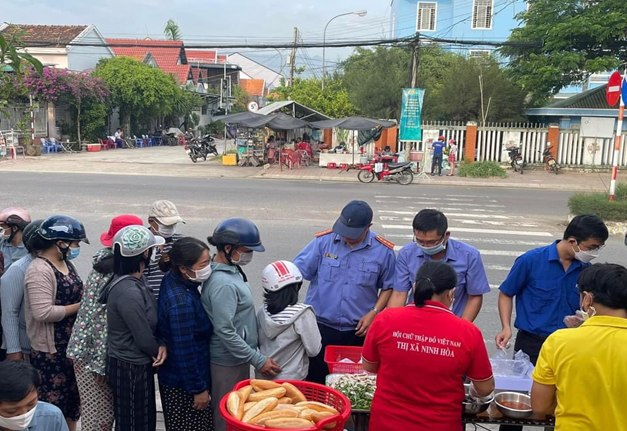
[262,260,303,292]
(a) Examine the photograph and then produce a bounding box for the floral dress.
[30,257,83,421]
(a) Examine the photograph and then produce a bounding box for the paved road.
[3,171,626,429]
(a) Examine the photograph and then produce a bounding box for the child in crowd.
[256,260,322,380]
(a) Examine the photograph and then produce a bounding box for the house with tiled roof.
[228,53,284,90]
[0,23,114,70]
[239,79,268,107]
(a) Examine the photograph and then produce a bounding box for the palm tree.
[163,19,181,41]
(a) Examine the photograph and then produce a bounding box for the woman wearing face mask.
[145,200,185,300]
[531,263,627,431]
[99,225,167,431]
[0,361,68,431]
[24,215,89,431]
[157,237,214,430]
[201,218,281,431]
[362,260,494,431]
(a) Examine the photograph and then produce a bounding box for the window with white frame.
[472,0,494,30]
[417,2,437,32]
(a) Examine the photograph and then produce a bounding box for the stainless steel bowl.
[463,384,494,415]
[494,392,533,419]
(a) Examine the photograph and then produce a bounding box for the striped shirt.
[145,234,183,300]
[0,254,33,354]
[266,303,308,324]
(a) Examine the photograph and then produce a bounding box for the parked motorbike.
[540,143,559,175]
[506,145,526,174]
[184,139,207,163]
[358,156,414,185]
[200,134,219,156]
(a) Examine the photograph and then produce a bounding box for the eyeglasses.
[414,235,445,248]
[578,242,605,252]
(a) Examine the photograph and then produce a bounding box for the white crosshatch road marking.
[382,225,553,237]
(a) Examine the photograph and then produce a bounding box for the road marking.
[385,234,549,247]
[375,200,505,208]
[382,225,553,237]
[490,284,500,289]
[390,245,523,257]
[379,210,513,219]
[376,195,477,202]
[485,264,513,271]
[379,216,538,228]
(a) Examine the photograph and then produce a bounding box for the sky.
[3,0,398,77]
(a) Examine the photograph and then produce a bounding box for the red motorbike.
[357,155,414,185]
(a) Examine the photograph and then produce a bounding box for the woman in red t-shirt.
[363,260,494,431]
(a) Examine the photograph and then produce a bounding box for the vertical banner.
[399,88,425,141]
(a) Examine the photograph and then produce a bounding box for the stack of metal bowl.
[462,384,494,415]
[494,392,533,419]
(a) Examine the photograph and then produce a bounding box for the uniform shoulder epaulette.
[315,228,333,238]
[375,235,395,250]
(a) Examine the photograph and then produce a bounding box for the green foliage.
[78,101,108,142]
[270,76,356,118]
[568,184,627,222]
[458,161,507,178]
[166,85,203,127]
[93,57,181,133]
[500,0,627,104]
[164,19,182,41]
[231,85,250,113]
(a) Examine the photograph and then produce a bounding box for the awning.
[211,111,264,124]
[309,116,396,130]
[256,101,331,121]
[238,112,310,131]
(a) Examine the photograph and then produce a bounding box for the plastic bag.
[564,310,586,328]
[489,349,531,377]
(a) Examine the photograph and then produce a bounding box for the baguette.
[295,401,339,415]
[277,397,292,404]
[251,379,282,392]
[226,391,244,420]
[237,385,253,402]
[298,408,318,421]
[249,409,298,426]
[274,404,305,412]
[281,382,307,403]
[242,397,279,423]
[264,418,315,429]
[248,387,287,402]
[312,411,337,430]
[243,402,257,413]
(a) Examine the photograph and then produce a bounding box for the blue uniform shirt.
[432,141,446,155]
[394,239,490,317]
[499,240,586,337]
[28,402,69,430]
[294,230,396,331]
[0,239,27,272]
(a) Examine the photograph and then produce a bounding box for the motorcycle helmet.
[438,136,446,141]
[262,260,303,292]
[0,207,31,230]
[37,215,90,244]
[112,225,165,257]
[22,219,44,252]
[208,218,265,252]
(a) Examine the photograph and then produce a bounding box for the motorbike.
[540,144,559,175]
[357,156,414,185]
[506,145,526,174]
[184,135,218,163]
[199,134,219,156]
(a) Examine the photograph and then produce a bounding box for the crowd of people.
[0,200,625,431]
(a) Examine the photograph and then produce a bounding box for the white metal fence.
[476,123,548,164]
[558,130,627,167]
[418,120,467,156]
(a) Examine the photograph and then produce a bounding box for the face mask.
[158,223,177,238]
[417,240,446,256]
[579,294,597,321]
[0,404,37,430]
[232,250,253,266]
[1,228,10,241]
[68,246,81,261]
[572,244,599,263]
[189,264,212,282]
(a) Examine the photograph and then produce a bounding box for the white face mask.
[189,264,212,282]
[232,250,253,266]
[157,223,177,238]
[0,404,37,430]
[0,227,11,241]
[572,243,599,263]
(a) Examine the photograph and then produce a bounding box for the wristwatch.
[370,306,380,314]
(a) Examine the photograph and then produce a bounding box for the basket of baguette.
[219,379,351,431]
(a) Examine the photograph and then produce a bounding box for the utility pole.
[289,27,298,87]
[410,34,419,88]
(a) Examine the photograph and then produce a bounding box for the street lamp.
[322,10,368,90]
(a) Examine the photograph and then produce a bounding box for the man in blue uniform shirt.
[294,200,396,384]
[388,209,490,321]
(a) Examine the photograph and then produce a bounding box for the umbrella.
[239,112,311,131]
[211,112,264,124]
[309,116,396,130]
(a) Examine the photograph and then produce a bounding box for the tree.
[93,57,181,134]
[500,0,627,104]
[166,85,203,128]
[231,85,250,113]
[269,76,356,118]
[164,19,181,41]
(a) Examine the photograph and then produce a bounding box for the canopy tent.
[309,116,396,130]
[257,101,330,121]
[211,111,264,124]
[238,112,310,131]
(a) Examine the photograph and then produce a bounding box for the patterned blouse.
[67,248,114,375]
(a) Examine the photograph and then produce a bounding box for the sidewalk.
[0,146,622,192]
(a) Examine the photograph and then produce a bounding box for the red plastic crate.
[219,379,351,431]
[324,345,365,374]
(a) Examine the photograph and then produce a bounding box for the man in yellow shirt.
[531,263,627,431]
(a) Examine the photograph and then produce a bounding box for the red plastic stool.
[327,162,337,169]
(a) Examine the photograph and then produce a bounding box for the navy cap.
[332,200,373,240]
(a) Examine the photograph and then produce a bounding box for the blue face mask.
[68,246,81,260]
[417,240,446,256]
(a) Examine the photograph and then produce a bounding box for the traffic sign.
[247,101,259,112]
[606,72,622,106]
[622,77,627,105]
